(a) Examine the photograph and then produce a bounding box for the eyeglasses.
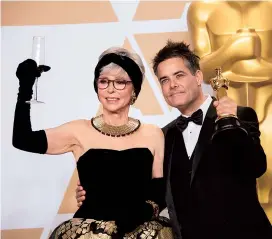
[97,79,132,90]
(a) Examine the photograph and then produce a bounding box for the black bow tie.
[176,109,203,132]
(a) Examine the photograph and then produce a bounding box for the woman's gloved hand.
[115,202,154,235]
[16,59,51,101]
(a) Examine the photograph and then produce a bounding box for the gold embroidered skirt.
[48,217,173,239]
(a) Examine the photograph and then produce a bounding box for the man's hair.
[152,40,200,75]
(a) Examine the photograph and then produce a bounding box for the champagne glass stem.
[34,77,38,101]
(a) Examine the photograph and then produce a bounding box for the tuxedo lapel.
[163,124,183,239]
[190,101,217,186]
[164,125,176,181]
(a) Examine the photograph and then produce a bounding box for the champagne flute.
[26,36,45,104]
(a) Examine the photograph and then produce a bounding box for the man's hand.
[75,181,86,207]
[213,96,237,118]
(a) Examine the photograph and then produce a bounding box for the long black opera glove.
[12,59,50,154]
[115,178,166,235]
[146,177,166,217]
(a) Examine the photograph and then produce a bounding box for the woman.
[12,47,173,239]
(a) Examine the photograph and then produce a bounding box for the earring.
[130,91,137,105]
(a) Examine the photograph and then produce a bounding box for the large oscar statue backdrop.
[187,0,272,221]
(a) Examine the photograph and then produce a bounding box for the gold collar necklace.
[91,114,141,137]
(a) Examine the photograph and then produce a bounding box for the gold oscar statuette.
[210,68,247,140]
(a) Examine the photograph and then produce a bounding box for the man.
[76,41,272,239]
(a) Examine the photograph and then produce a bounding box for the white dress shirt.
[181,95,213,159]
